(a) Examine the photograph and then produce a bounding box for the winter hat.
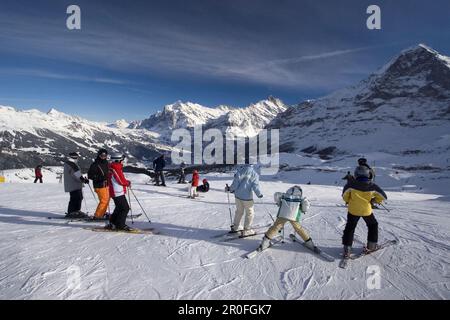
[69,152,80,159]
[110,152,125,162]
[97,148,108,156]
[286,185,303,197]
[202,179,207,183]
[354,165,370,179]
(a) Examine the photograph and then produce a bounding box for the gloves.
[127,180,131,187]
[257,194,263,198]
[225,185,230,192]
[81,177,89,184]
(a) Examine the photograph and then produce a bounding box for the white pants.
[189,185,198,198]
[233,198,255,230]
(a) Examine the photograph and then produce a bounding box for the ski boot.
[242,229,256,237]
[66,211,89,219]
[363,242,378,254]
[343,245,352,258]
[259,235,271,251]
[104,222,116,230]
[304,238,317,252]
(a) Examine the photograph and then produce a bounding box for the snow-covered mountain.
[267,44,450,169]
[0,106,165,169]
[135,97,287,140]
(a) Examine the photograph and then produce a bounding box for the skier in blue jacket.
[225,164,263,236]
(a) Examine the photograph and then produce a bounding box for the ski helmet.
[358,158,368,166]
[69,152,80,159]
[286,185,303,197]
[110,152,125,162]
[354,165,370,179]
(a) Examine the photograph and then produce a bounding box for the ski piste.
[211,223,271,240]
[245,235,284,259]
[289,234,335,262]
[85,226,159,235]
[339,239,398,269]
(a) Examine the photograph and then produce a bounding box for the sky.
[0,0,449,122]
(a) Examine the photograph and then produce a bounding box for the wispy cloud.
[0,68,128,85]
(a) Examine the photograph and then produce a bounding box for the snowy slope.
[0,174,448,299]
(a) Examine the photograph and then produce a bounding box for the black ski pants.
[110,195,130,229]
[68,189,83,214]
[342,213,378,246]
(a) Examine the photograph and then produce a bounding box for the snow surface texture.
[0,173,448,299]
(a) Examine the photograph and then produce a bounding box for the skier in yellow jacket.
[342,165,387,258]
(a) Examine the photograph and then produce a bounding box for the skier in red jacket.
[106,153,132,230]
[189,170,200,198]
[34,165,43,183]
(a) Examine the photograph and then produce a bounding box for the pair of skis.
[245,233,335,261]
[85,226,159,235]
[212,223,271,242]
[47,213,142,222]
[338,240,398,269]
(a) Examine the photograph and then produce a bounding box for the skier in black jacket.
[88,148,111,219]
[153,154,166,186]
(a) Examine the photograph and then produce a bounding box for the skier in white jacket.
[258,185,317,251]
[225,164,263,236]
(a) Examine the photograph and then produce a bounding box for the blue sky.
[0,0,449,122]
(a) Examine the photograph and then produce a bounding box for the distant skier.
[341,165,387,258]
[88,148,110,220]
[177,161,187,184]
[197,179,210,193]
[258,185,317,251]
[189,170,200,198]
[153,154,166,186]
[34,165,43,183]
[64,152,89,218]
[106,153,132,231]
[342,171,354,189]
[225,164,263,236]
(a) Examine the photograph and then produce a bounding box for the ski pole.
[127,188,134,224]
[82,189,88,214]
[225,184,233,228]
[380,202,391,213]
[87,183,98,203]
[129,188,152,223]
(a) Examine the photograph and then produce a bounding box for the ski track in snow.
[0,175,449,299]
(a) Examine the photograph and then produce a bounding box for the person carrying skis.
[64,152,89,218]
[258,186,317,251]
[189,170,200,198]
[177,161,187,184]
[106,153,132,231]
[153,154,166,186]
[197,178,210,193]
[88,148,110,220]
[341,165,387,258]
[34,165,43,183]
[225,164,263,236]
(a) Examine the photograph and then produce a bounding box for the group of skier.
[224,158,387,258]
[58,148,387,258]
[62,149,133,231]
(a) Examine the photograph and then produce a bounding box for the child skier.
[64,152,89,218]
[88,148,110,220]
[258,185,316,251]
[34,165,43,183]
[197,179,210,193]
[189,170,200,198]
[341,165,387,257]
[106,153,132,231]
[225,164,263,236]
